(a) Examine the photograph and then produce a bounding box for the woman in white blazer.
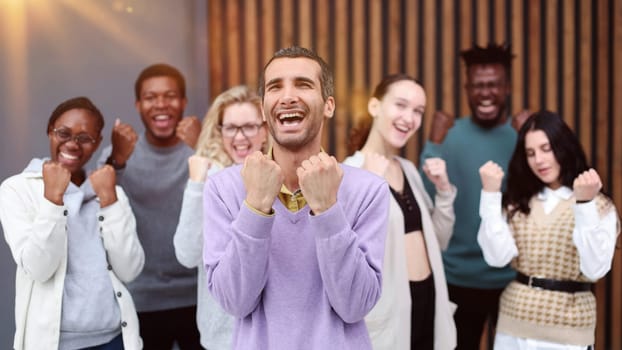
[344,75,457,350]
[0,97,144,350]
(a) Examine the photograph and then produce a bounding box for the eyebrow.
[266,76,316,87]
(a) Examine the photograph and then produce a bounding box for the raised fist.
[242,151,283,214]
[90,165,118,207]
[423,157,451,192]
[296,152,343,215]
[428,110,455,144]
[110,118,138,167]
[42,161,71,205]
[188,155,211,182]
[479,161,504,193]
[511,109,531,132]
[573,168,602,202]
[176,116,202,149]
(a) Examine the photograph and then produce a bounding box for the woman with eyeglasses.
[344,75,457,350]
[0,97,144,350]
[173,85,268,349]
[477,111,620,349]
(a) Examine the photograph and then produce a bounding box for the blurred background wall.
[0,0,207,347]
[1,0,621,349]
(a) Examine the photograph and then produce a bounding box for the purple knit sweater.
[202,163,389,349]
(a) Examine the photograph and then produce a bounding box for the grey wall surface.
[0,1,207,346]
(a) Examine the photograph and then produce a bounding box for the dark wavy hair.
[503,110,589,218]
[347,74,422,155]
[134,63,186,100]
[46,96,105,135]
[258,46,333,101]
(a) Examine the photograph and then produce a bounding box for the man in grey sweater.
[98,63,203,349]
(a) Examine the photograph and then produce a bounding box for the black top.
[389,171,422,233]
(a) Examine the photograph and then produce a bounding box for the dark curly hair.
[460,42,515,76]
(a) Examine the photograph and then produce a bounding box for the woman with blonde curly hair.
[174,85,268,349]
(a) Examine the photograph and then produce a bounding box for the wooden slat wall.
[207,1,622,349]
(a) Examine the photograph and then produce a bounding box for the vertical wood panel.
[511,0,524,114]
[494,0,506,43]
[244,0,258,88]
[298,0,312,48]
[225,1,241,85]
[208,0,224,98]
[404,0,419,162]
[279,0,294,47]
[369,0,383,90]
[422,0,436,139]
[545,0,558,111]
[579,0,592,156]
[350,0,367,134]
[261,0,275,64]
[476,0,489,45]
[333,0,348,160]
[528,0,541,111]
[459,0,472,117]
[387,0,401,72]
[315,0,330,149]
[562,1,576,130]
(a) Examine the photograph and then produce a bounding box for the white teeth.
[279,112,302,120]
[154,115,169,120]
[480,100,493,106]
[395,125,410,133]
[60,152,78,160]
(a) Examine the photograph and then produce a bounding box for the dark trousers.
[447,283,504,350]
[410,274,435,350]
[138,306,202,350]
[81,333,124,350]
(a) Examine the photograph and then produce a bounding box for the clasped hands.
[241,151,343,215]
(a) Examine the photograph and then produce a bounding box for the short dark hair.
[47,97,105,135]
[258,46,334,101]
[503,110,590,218]
[460,42,514,76]
[134,63,186,100]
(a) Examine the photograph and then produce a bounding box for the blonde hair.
[195,85,265,167]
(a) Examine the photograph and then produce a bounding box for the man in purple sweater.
[202,46,390,349]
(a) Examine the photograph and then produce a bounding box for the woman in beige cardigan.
[345,74,457,350]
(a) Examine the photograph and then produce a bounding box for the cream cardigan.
[0,160,144,350]
[343,152,457,350]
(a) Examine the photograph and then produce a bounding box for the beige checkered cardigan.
[496,193,614,346]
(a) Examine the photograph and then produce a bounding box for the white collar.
[537,186,573,201]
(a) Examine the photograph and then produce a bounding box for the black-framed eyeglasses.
[52,128,97,145]
[219,123,263,138]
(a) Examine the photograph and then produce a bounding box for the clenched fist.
[422,157,451,192]
[110,118,138,167]
[479,161,504,193]
[511,109,531,132]
[42,161,71,205]
[176,116,202,149]
[573,168,602,202]
[242,151,283,214]
[428,110,456,144]
[188,155,212,182]
[296,152,343,215]
[90,165,118,207]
